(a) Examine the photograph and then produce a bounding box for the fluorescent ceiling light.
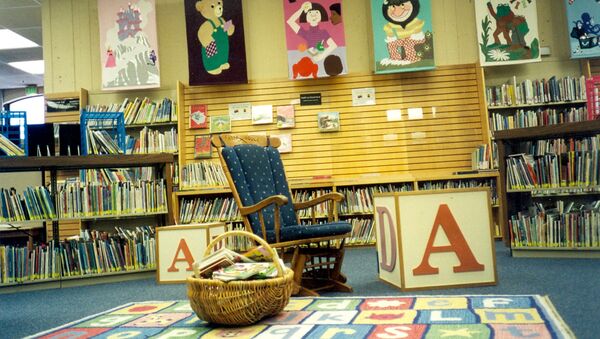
[0,29,38,50]
[8,60,44,74]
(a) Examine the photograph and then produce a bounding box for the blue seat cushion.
[265,221,352,243]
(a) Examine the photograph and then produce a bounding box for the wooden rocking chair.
[212,134,353,296]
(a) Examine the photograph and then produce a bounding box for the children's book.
[194,135,212,159]
[318,112,340,132]
[251,105,273,125]
[276,105,295,128]
[189,104,208,129]
[209,115,232,134]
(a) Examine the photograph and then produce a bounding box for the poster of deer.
[98,0,160,90]
[474,0,541,66]
[565,0,600,59]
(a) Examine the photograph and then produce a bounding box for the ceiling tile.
[0,1,40,10]
[0,6,41,29]
[0,47,43,63]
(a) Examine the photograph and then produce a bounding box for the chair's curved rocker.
[212,134,353,296]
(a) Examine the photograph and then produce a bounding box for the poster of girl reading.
[283,1,347,80]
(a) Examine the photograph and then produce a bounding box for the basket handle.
[204,230,285,278]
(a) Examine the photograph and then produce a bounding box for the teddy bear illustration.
[196,0,235,75]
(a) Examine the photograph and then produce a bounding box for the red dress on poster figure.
[105,49,116,68]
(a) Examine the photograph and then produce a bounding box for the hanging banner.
[283,0,347,80]
[184,0,248,85]
[474,0,541,66]
[370,0,435,74]
[98,0,160,90]
[565,0,600,59]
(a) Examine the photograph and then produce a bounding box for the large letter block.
[374,188,497,290]
[156,222,226,283]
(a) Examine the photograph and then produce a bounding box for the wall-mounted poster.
[98,0,160,90]
[283,0,347,79]
[184,0,247,85]
[475,1,540,66]
[370,0,435,74]
[565,1,600,59]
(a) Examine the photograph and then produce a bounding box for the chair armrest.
[294,192,344,211]
[239,194,289,215]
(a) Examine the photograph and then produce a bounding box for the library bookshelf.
[495,120,600,258]
[0,154,174,289]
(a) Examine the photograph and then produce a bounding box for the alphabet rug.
[28,295,574,338]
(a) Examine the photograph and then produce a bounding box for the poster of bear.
[98,0,160,90]
[184,0,247,85]
[475,0,541,66]
[565,0,600,59]
[370,0,435,74]
[283,0,347,80]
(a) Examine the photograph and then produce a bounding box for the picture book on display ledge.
[189,104,208,129]
[565,0,600,59]
[184,0,247,85]
[370,0,435,74]
[194,135,212,159]
[283,0,347,79]
[98,0,160,90]
[474,0,541,66]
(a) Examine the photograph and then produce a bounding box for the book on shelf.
[0,133,25,156]
[486,75,587,107]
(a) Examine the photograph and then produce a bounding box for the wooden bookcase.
[495,120,600,257]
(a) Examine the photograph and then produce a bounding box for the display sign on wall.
[98,0,160,90]
[283,0,347,79]
[369,0,435,74]
[474,0,541,66]
[565,1,600,59]
[184,0,248,85]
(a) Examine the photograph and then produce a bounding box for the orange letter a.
[167,239,195,272]
[412,204,484,276]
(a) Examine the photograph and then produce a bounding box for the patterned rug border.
[26,294,575,339]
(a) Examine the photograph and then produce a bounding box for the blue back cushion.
[221,144,297,237]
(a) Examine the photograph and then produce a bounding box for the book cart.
[0,154,175,290]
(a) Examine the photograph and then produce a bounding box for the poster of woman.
[283,1,347,79]
[370,0,435,74]
[565,0,600,59]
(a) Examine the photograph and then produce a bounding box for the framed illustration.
[475,0,540,66]
[210,115,232,134]
[276,105,295,128]
[373,189,496,291]
[272,133,292,153]
[369,0,435,74]
[229,102,251,121]
[184,0,248,85]
[190,104,208,129]
[283,0,347,79]
[194,135,212,159]
[318,112,340,132]
[98,0,160,90]
[252,105,273,125]
[565,1,600,59]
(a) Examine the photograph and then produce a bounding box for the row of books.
[181,161,228,189]
[294,189,332,218]
[0,226,155,284]
[419,178,498,204]
[86,97,177,125]
[0,186,55,223]
[522,135,600,156]
[472,144,493,170]
[506,150,600,190]
[55,180,168,219]
[509,201,600,248]
[125,127,177,154]
[346,218,375,245]
[80,167,157,185]
[338,184,413,215]
[179,196,240,224]
[486,75,587,107]
[490,107,588,132]
[86,126,123,155]
[0,133,25,156]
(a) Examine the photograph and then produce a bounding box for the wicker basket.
[187,230,294,325]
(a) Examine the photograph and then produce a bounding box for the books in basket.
[193,247,253,278]
[212,262,279,282]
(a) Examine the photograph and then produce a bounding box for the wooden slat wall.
[178,64,489,181]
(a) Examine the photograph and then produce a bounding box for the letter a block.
[156,222,226,283]
[373,188,497,290]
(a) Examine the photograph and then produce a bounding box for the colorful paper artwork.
[272,133,292,153]
[251,105,273,125]
[184,0,248,85]
[283,0,347,79]
[369,0,435,74]
[276,105,295,128]
[194,135,212,158]
[189,104,208,129]
[229,102,251,121]
[98,0,160,90]
[209,115,231,134]
[318,112,340,132]
[565,1,600,59]
[475,0,540,66]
